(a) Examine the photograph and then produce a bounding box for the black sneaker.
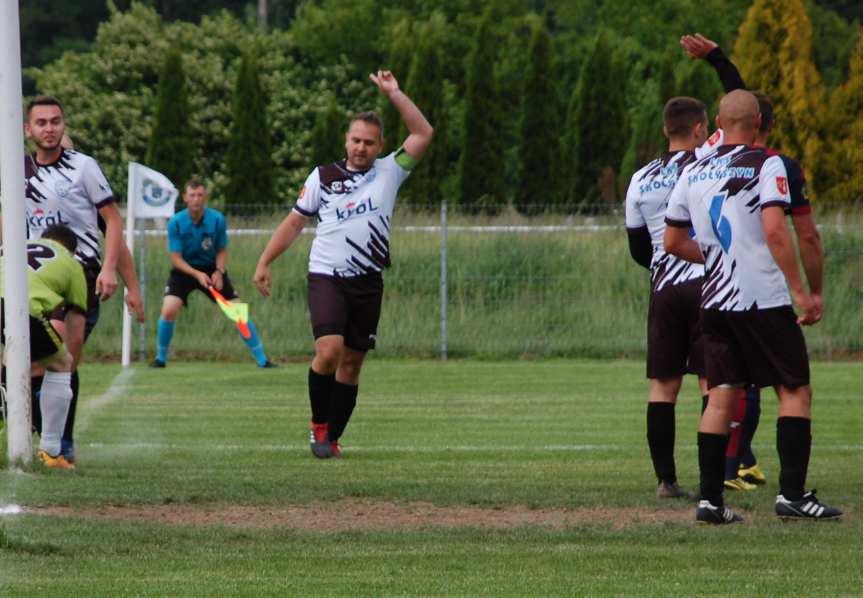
[149,359,166,368]
[258,360,278,369]
[695,500,743,525]
[656,481,692,499]
[775,490,842,520]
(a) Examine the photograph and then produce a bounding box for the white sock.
[39,371,73,457]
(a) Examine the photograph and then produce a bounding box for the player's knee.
[314,344,343,370]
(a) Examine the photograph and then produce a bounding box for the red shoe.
[310,422,331,458]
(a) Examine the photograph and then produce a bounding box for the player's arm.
[627,227,653,269]
[763,207,817,325]
[116,244,145,323]
[62,309,87,369]
[370,70,433,161]
[664,225,704,264]
[211,216,229,291]
[680,34,746,92]
[170,251,212,289]
[95,202,122,301]
[254,211,308,298]
[792,212,824,315]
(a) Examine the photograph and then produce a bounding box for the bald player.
[664,90,842,524]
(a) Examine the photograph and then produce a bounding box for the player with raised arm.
[625,97,710,499]
[681,33,825,490]
[254,71,433,458]
[664,90,841,523]
[1,225,87,469]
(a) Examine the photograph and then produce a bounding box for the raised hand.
[369,70,400,96]
[680,33,718,60]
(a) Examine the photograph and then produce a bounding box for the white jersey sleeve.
[758,156,791,210]
[665,170,692,226]
[695,128,724,160]
[624,175,646,229]
[81,156,115,208]
[294,168,322,218]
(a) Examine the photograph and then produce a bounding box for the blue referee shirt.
[167,207,228,269]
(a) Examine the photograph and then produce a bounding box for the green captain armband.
[394,146,419,171]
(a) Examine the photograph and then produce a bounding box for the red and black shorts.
[701,306,810,390]
[308,272,383,352]
[165,267,239,306]
[646,277,706,379]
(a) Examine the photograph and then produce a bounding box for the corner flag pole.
[121,164,136,367]
[0,1,33,465]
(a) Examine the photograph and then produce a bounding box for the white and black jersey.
[24,149,115,267]
[695,129,724,160]
[666,145,791,311]
[625,151,704,292]
[294,150,413,277]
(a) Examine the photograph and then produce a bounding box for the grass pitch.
[1,360,861,596]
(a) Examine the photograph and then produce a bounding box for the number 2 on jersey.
[709,192,732,253]
[27,244,56,270]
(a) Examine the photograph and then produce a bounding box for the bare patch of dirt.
[32,499,692,531]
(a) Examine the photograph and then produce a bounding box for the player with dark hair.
[17,95,142,465]
[254,70,433,458]
[625,96,710,498]
[151,178,275,368]
[665,89,841,523]
[681,33,824,490]
[1,224,87,469]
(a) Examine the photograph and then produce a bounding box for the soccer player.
[1,225,87,470]
[253,70,433,458]
[625,97,710,498]
[681,33,825,490]
[151,179,275,369]
[664,89,842,523]
[20,95,137,464]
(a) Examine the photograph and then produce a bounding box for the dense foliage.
[146,47,193,191]
[25,0,863,209]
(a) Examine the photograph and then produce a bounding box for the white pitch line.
[76,367,136,434]
[0,504,24,516]
[82,441,863,453]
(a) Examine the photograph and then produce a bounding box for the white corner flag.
[128,162,179,219]
[121,163,179,367]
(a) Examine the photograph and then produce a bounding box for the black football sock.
[31,374,45,434]
[739,387,761,468]
[777,416,811,501]
[61,370,79,445]
[647,402,676,484]
[308,368,335,425]
[328,382,358,442]
[698,432,728,506]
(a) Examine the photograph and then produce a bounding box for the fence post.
[440,200,448,360]
[138,218,147,362]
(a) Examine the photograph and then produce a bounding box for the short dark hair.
[663,97,708,138]
[752,91,774,133]
[184,177,206,191]
[26,95,65,118]
[41,224,77,253]
[349,111,384,139]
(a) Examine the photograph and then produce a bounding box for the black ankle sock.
[308,369,335,424]
[698,432,728,506]
[647,402,676,484]
[777,416,811,501]
[328,382,358,442]
[31,375,45,434]
[701,394,709,414]
[61,370,78,443]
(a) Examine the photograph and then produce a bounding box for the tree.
[515,18,561,214]
[458,11,506,213]
[563,31,627,208]
[734,0,827,195]
[824,31,863,202]
[310,95,346,167]
[224,51,274,214]
[400,17,448,208]
[380,18,415,152]
[146,47,193,192]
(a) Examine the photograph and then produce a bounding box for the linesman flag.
[127,162,178,219]
[209,286,252,339]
